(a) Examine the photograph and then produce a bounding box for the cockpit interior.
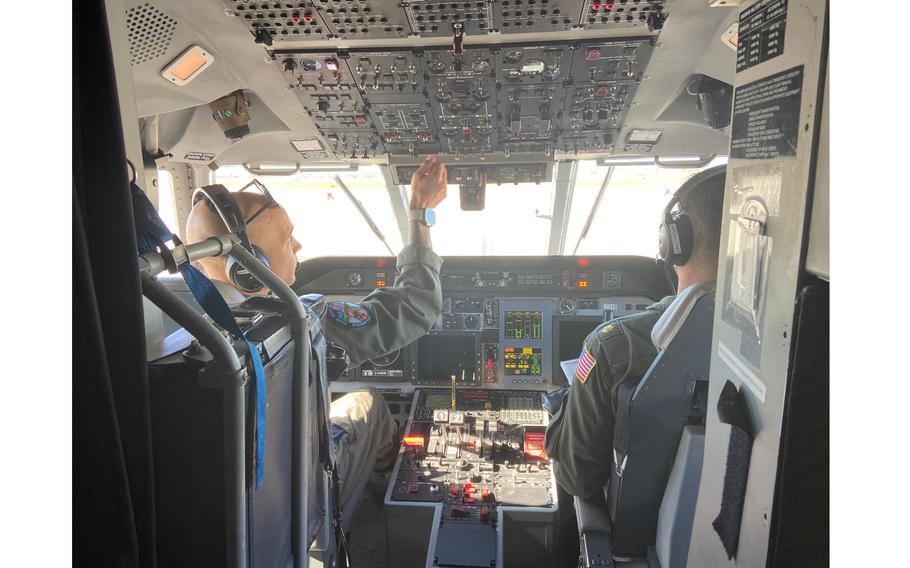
[73,0,830,567]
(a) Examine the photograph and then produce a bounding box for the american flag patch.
[575,346,597,384]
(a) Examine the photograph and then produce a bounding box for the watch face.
[425,208,436,226]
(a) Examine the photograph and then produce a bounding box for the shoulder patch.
[327,301,374,328]
[575,345,597,384]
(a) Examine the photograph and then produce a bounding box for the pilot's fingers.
[415,155,437,176]
[422,159,442,183]
[435,163,448,188]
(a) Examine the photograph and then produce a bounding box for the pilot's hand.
[409,155,447,210]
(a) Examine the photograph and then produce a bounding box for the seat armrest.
[575,495,615,567]
[575,494,613,534]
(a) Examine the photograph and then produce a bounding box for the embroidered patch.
[575,346,597,384]
[328,301,374,328]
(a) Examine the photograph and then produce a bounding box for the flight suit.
[544,296,674,499]
[322,244,444,512]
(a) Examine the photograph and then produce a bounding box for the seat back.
[148,295,329,567]
[652,425,706,568]
[607,282,715,556]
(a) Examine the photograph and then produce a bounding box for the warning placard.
[730,66,803,160]
[737,0,788,72]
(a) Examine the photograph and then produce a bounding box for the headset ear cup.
[669,213,694,266]
[227,245,270,293]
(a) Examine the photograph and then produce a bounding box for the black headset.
[657,164,727,267]
[192,184,271,293]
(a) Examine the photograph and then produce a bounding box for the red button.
[303,12,314,23]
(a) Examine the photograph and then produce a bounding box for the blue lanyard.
[131,182,267,489]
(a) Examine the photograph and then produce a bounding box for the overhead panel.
[229,0,673,40]
[229,1,330,40]
[579,0,668,31]
[403,0,494,37]
[281,52,386,159]
[313,0,411,39]
[559,38,652,154]
[496,0,582,34]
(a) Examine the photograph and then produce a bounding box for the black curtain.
[74,1,157,565]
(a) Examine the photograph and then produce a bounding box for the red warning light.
[374,259,387,267]
[403,435,425,447]
[577,258,590,268]
[605,2,615,9]
[303,12,314,23]
[592,1,601,11]
[525,431,547,459]
[585,47,601,62]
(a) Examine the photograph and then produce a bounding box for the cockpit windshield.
[212,157,727,259]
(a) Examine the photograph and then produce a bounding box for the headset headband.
[192,184,256,254]
[662,164,728,220]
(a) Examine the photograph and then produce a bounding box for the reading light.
[161,45,214,86]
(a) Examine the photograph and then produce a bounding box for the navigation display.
[504,311,543,339]
[504,347,543,376]
[416,333,479,384]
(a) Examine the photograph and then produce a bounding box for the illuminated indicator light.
[324,58,338,70]
[403,435,425,447]
[481,487,490,502]
[592,1,601,11]
[522,348,533,354]
[577,280,589,288]
[291,13,301,23]
[585,47,601,62]
[605,2,615,8]
[170,51,208,81]
[577,258,590,267]
[375,280,386,287]
[525,431,547,458]
[487,360,494,369]
[303,12,314,23]
[375,259,387,267]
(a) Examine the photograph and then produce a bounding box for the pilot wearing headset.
[186,155,448,523]
[544,164,727,499]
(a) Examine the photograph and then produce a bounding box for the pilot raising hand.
[186,155,449,541]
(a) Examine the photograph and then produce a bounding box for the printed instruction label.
[184,151,215,162]
[718,340,766,403]
[731,65,803,160]
[737,0,788,72]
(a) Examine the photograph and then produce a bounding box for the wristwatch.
[408,208,436,227]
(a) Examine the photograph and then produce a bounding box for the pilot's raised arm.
[324,156,447,366]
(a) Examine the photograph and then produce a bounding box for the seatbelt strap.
[131,182,269,489]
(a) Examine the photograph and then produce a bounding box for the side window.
[156,169,180,235]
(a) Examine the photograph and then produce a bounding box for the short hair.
[678,165,727,270]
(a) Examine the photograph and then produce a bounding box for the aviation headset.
[657,164,727,267]
[192,184,273,293]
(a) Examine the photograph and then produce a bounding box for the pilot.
[544,164,727,499]
[186,155,448,522]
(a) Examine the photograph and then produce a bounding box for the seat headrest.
[651,281,716,351]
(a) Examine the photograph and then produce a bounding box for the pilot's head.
[186,191,302,294]
[660,164,727,291]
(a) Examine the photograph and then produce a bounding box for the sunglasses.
[237,178,280,226]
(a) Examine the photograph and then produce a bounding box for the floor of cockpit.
[347,485,389,568]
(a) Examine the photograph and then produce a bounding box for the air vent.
[126,3,177,66]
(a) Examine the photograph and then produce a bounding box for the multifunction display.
[504,347,543,376]
[504,311,542,339]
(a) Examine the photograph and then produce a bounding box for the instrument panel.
[299,256,669,390]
